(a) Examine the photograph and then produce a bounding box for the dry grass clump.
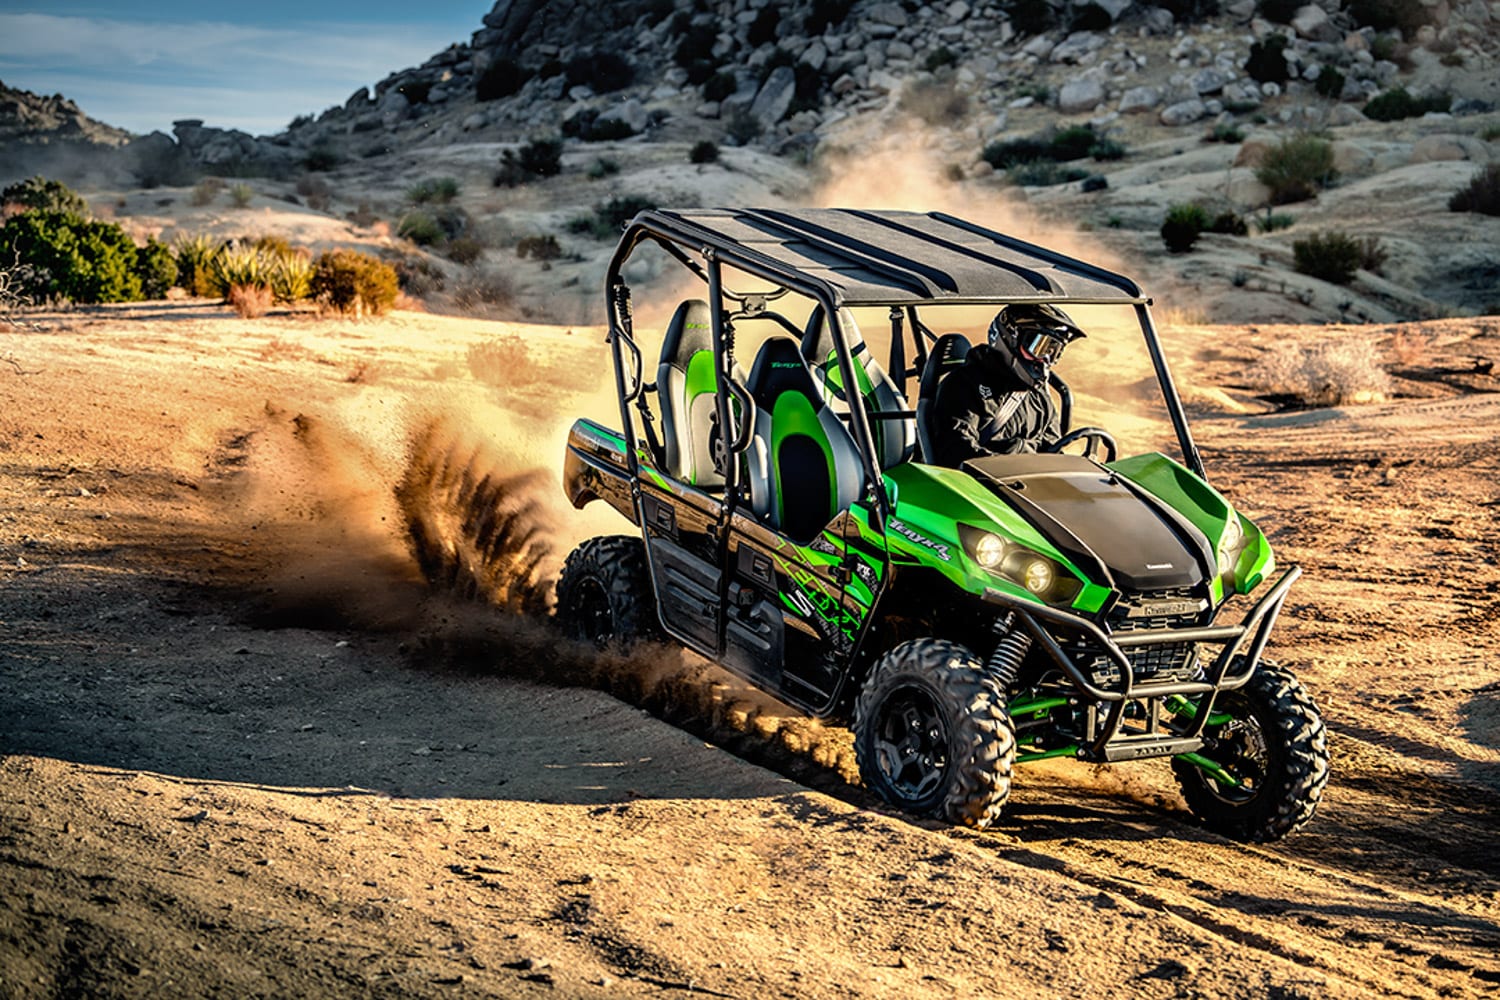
[227,283,273,318]
[466,333,534,386]
[1249,339,1391,406]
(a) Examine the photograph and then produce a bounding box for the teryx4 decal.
[887,518,952,561]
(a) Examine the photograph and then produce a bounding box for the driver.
[929,303,1084,468]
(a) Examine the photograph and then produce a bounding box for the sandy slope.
[1,301,1497,998]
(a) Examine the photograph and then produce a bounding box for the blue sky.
[0,2,493,136]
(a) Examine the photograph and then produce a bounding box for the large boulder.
[1118,85,1163,114]
[749,65,796,129]
[1291,5,1342,43]
[1058,77,1107,114]
[1160,98,1209,125]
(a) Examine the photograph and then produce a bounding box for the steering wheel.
[1048,426,1118,463]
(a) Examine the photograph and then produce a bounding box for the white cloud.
[0,12,469,134]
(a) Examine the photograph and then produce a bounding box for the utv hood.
[963,454,1213,592]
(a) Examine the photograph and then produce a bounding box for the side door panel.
[639,468,723,655]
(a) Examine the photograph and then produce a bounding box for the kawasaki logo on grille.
[1125,598,1207,618]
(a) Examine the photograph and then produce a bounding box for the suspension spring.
[985,613,1033,692]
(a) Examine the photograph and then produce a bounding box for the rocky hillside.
[3,0,1497,322]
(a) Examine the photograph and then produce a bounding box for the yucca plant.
[173,233,224,297]
[269,249,314,303]
[211,244,273,300]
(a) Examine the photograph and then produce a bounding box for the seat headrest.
[747,336,820,411]
[660,299,714,370]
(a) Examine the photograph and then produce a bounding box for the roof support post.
[1136,302,1204,478]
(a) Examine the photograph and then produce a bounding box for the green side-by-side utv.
[555,207,1328,842]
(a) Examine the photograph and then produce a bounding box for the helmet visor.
[1018,329,1069,365]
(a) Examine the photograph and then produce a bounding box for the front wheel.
[554,535,662,648]
[853,639,1016,828]
[1171,662,1330,842]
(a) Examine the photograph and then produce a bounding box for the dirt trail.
[1,304,1497,998]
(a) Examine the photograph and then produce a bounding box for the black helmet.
[988,303,1086,367]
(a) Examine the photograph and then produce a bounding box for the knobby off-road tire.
[1172,661,1330,843]
[554,535,662,649]
[853,639,1016,829]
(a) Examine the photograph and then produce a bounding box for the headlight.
[1217,515,1249,582]
[974,532,1006,569]
[958,525,1081,606]
[1022,558,1054,595]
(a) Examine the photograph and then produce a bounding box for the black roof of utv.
[623,207,1147,308]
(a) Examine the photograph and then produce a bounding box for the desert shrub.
[1255,135,1337,204]
[672,19,721,86]
[923,46,959,72]
[133,236,178,298]
[517,234,563,260]
[445,236,486,265]
[1250,339,1390,406]
[1363,87,1451,122]
[1009,162,1091,186]
[690,140,720,164]
[466,333,534,385]
[702,71,738,103]
[476,58,529,101]
[1254,210,1296,232]
[567,195,654,239]
[725,108,763,146]
[187,177,222,207]
[450,272,516,317]
[303,145,342,172]
[1205,122,1246,144]
[1208,210,1249,236]
[1257,0,1300,22]
[1161,203,1211,253]
[1,176,89,217]
[398,210,445,246]
[295,175,331,212]
[1005,0,1061,34]
[1347,0,1430,35]
[1245,35,1291,85]
[588,158,621,179]
[269,250,314,302]
[0,210,142,303]
[211,244,273,298]
[981,135,1052,169]
[495,137,564,186]
[311,249,399,316]
[391,253,445,296]
[1315,66,1345,99]
[1050,125,1098,161]
[565,51,635,94]
[227,283,273,318]
[173,234,222,296]
[1448,163,1500,216]
[1089,137,1127,161]
[407,177,460,204]
[1292,231,1383,284]
[583,117,637,142]
[229,183,254,208]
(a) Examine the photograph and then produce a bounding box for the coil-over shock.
[985,612,1032,693]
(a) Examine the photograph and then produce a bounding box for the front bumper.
[984,567,1301,762]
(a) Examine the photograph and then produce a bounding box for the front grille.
[1090,587,1208,686]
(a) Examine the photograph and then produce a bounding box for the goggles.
[1017,328,1070,365]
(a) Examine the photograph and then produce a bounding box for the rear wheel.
[1172,662,1329,842]
[853,639,1015,828]
[554,535,661,648]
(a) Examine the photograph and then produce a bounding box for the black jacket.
[929,344,1060,468]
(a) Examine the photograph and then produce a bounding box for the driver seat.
[801,306,914,469]
[915,333,970,463]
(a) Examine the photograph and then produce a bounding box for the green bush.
[303,146,342,172]
[2,176,89,217]
[1245,34,1290,85]
[1292,231,1382,284]
[584,117,637,142]
[311,249,399,316]
[1448,163,1500,216]
[923,46,959,72]
[1363,87,1451,122]
[1253,210,1296,233]
[269,250,314,302]
[517,235,563,260]
[725,108,763,146]
[1347,0,1430,34]
[229,183,254,208]
[1050,125,1098,162]
[1208,210,1249,236]
[0,210,142,303]
[1009,162,1090,186]
[407,177,460,204]
[981,135,1053,170]
[1205,122,1246,144]
[983,127,1105,171]
[565,52,635,93]
[1089,137,1127,161]
[1257,0,1301,22]
[133,236,178,298]
[1314,66,1345,99]
[397,210,445,246]
[587,158,621,179]
[690,140,720,164]
[445,236,486,265]
[495,137,564,187]
[702,71,738,103]
[1255,134,1337,205]
[1161,203,1211,253]
[566,196,655,240]
[173,234,223,296]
